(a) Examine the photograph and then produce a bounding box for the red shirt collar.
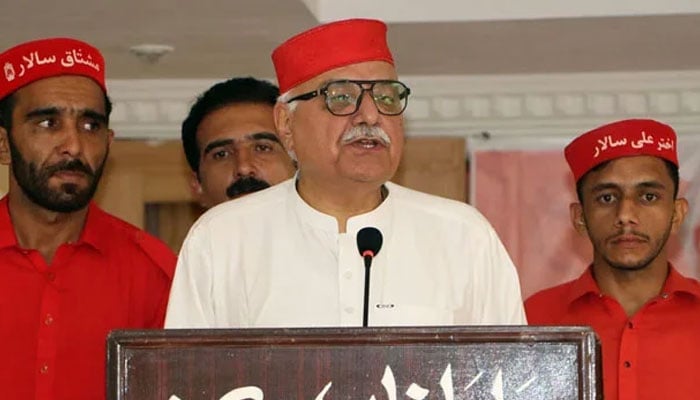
[564,266,600,305]
[662,264,700,297]
[78,202,111,253]
[0,196,108,253]
[0,196,15,249]
[566,263,700,305]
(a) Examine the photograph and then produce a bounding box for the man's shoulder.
[387,182,490,225]
[526,281,574,304]
[93,206,176,279]
[524,279,579,323]
[197,179,291,226]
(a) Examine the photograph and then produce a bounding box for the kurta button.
[46,272,56,281]
[660,293,669,299]
[623,361,631,368]
[627,322,633,329]
[344,307,354,314]
[44,314,54,325]
[40,364,49,374]
[343,271,352,279]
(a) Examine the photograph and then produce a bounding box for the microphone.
[356,227,383,327]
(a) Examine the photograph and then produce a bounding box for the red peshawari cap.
[0,37,106,100]
[272,18,394,94]
[565,119,679,182]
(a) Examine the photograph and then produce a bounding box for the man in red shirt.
[526,119,698,400]
[0,38,175,399]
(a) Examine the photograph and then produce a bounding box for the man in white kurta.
[165,18,526,328]
[166,179,525,327]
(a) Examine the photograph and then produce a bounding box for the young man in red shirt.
[526,119,697,400]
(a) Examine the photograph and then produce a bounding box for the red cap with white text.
[564,118,678,182]
[0,37,106,100]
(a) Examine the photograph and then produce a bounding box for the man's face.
[572,156,686,272]
[193,102,296,208]
[0,76,113,213]
[276,61,405,190]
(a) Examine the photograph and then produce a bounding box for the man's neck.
[592,258,669,317]
[8,190,88,264]
[296,177,386,233]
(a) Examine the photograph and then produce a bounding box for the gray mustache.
[341,125,391,146]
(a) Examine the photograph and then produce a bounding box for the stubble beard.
[593,220,673,272]
[8,135,107,213]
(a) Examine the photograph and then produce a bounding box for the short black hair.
[0,94,15,131]
[576,158,680,203]
[0,91,112,132]
[181,77,280,173]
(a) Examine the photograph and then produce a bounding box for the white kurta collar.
[290,179,394,235]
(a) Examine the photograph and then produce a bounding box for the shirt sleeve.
[147,279,171,328]
[164,223,216,328]
[454,219,528,325]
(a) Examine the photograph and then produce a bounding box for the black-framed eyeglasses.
[286,79,411,116]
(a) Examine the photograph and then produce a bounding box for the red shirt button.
[46,272,56,281]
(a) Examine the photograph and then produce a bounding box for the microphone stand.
[362,254,372,327]
[356,226,382,328]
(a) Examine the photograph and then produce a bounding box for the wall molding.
[108,70,700,141]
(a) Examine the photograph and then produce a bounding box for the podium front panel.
[107,326,600,399]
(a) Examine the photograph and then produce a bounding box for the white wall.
[304,0,700,22]
[108,70,700,141]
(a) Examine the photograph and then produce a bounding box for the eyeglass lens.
[324,81,409,116]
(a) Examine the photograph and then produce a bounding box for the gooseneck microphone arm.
[362,251,373,327]
[356,227,383,327]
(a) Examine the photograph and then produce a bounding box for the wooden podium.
[107,326,601,400]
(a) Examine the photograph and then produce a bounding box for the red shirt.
[525,265,700,400]
[0,197,175,400]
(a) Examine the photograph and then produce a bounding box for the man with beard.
[0,38,175,399]
[181,77,296,208]
[166,19,525,328]
[525,119,698,400]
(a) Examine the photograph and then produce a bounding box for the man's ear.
[188,171,207,208]
[570,202,588,235]
[671,197,688,234]
[0,127,11,165]
[106,128,115,148]
[273,102,294,155]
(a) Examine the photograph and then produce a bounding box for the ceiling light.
[129,44,174,64]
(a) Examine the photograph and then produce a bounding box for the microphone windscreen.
[357,227,383,257]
